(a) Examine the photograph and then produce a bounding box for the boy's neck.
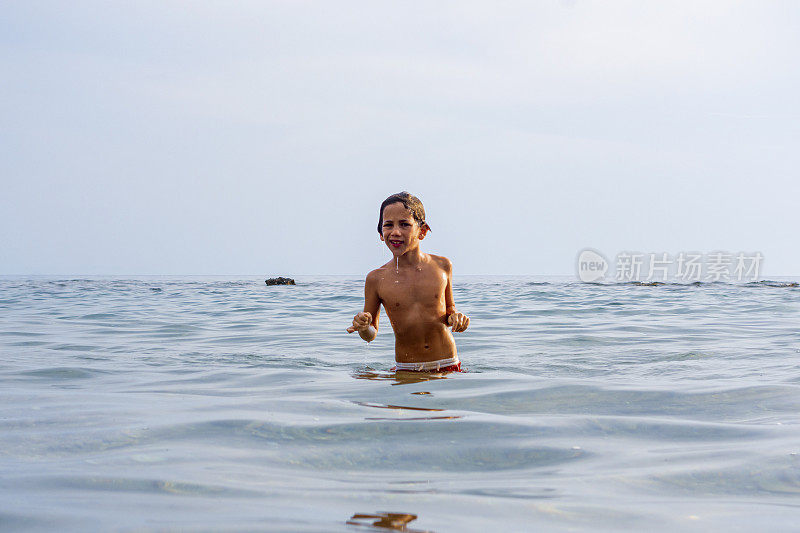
[397,247,424,267]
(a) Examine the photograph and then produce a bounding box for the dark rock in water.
[265,277,296,286]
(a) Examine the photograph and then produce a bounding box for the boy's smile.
[380,202,427,256]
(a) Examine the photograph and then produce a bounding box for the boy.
[347,192,470,372]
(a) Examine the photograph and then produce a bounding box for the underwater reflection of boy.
[347,192,470,372]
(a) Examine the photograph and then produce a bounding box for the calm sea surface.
[2,275,800,532]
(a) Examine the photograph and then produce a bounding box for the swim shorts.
[392,356,463,372]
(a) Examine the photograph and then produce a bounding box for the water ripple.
[2,275,800,531]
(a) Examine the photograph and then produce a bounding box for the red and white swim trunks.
[392,356,463,372]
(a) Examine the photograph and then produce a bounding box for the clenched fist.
[448,312,470,333]
[347,312,373,334]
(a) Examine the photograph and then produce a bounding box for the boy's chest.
[379,270,447,307]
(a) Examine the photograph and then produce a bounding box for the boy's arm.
[443,258,470,333]
[362,270,381,339]
[443,258,457,319]
[347,270,381,342]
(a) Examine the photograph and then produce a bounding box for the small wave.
[651,461,800,496]
[0,512,62,530]
[50,344,99,352]
[287,442,586,472]
[747,280,800,288]
[79,313,117,319]
[594,279,800,289]
[17,367,109,380]
[651,351,712,362]
[26,476,262,497]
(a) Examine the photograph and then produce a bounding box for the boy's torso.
[374,254,456,363]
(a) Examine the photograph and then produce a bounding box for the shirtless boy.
[347,192,470,371]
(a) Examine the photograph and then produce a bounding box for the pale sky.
[2,1,799,276]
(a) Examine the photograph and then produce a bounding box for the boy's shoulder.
[426,253,452,272]
[365,264,391,283]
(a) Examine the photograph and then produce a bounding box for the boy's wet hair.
[378,192,429,234]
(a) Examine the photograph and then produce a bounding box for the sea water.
[1,275,800,531]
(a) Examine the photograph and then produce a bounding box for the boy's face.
[380,202,427,256]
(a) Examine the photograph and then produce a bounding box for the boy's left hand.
[448,312,470,333]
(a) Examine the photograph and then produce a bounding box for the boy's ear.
[418,224,430,239]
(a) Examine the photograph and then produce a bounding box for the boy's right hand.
[347,312,373,333]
